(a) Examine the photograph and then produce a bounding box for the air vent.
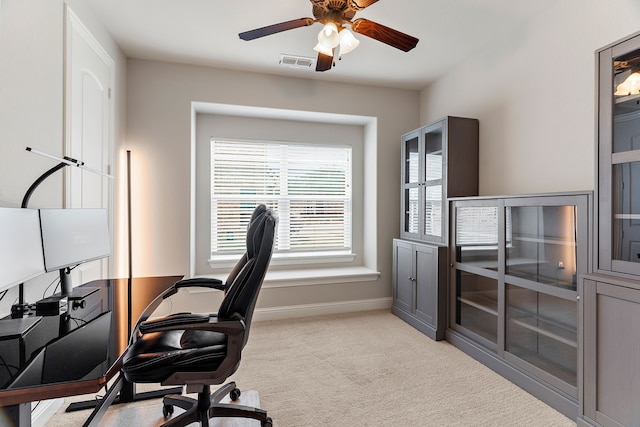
[279,54,314,69]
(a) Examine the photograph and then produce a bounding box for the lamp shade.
[313,42,333,56]
[318,22,339,49]
[615,72,640,96]
[339,28,359,55]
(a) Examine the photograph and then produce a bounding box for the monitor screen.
[39,208,112,272]
[0,207,46,292]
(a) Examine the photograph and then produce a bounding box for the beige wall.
[0,0,126,314]
[420,0,640,196]
[125,59,419,309]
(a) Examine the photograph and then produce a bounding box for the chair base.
[160,381,272,427]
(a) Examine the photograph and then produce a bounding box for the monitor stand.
[59,267,99,300]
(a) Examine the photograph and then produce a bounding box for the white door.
[64,6,115,285]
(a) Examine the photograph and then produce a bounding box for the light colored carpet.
[46,310,577,426]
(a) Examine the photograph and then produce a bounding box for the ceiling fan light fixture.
[615,71,640,96]
[318,22,340,49]
[313,42,333,56]
[339,28,359,55]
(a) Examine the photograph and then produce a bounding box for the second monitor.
[39,208,111,299]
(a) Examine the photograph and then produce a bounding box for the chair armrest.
[161,278,226,299]
[175,277,225,290]
[139,312,210,333]
[138,313,245,336]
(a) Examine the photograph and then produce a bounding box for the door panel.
[65,7,114,285]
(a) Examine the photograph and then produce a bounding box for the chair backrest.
[223,205,268,289]
[218,205,276,347]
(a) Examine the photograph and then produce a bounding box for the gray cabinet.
[392,239,447,340]
[578,30,640,427]
[448,192,591,420]
[400,116,479,245]
[581,277,640,427]
[595,29,640,277]
[394,116,478,340]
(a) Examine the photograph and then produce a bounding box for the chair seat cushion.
[122,329,228,383]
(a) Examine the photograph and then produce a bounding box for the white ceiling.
[83,0,559,90]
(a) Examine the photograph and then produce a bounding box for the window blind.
[210,140,352,257]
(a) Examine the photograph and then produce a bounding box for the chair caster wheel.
[230,387,241,401]
[162,404,174,418]
[262,417,273,427]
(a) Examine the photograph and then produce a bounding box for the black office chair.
[120,204,276,427]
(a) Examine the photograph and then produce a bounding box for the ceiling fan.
[238,0,419,72]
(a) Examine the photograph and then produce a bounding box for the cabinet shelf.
[509,315,577,348]
[614,93,640,105]
[458,291,498,316]
[512,236,576,246]
[613,213,640,220]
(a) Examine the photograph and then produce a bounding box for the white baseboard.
[31,398,64,427]
[253,297,392,322]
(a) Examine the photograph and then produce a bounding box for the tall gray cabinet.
[393,116,478,340]
[579,30,640,427]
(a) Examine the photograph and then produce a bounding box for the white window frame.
[191,104,376,280]
[208,139,355,267]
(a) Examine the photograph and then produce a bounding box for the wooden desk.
[0,276,182,425]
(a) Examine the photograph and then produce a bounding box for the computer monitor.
[0,207,46,293]
[39,208,111,297]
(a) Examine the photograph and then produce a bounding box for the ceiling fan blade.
[349,0,380,10]
[316,52,333,72]
[239,18,315,41]
[351,18,419,52]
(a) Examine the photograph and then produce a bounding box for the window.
[210,139,352,262]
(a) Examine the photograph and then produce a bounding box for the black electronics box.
[36,296,69,316]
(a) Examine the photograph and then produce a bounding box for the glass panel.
[424,185,442,238]
[424,130,443,182]
[404,188,419,234]
[506,205,578,291]
[613,48,640,153]
[405,136,419,184]
[455,206,499,269]
[506,285,577,387]
[613,162,640,263]
[456,270,498,345]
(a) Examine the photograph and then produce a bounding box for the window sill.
[191,266,380,291]
[208,251,356,270]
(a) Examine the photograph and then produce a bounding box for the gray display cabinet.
[400,116,479,245]
[392,239,447,340]
[578,30,640,427]
[394,116,478,341]
[448,192,591,420]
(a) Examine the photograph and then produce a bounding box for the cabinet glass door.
[456,270,498,346]
[506,205,578,291]
[404,134,420,185]
[424,185,442,238]
[455,206,500,270]
[405,188,419,234]
[613,161,640,264]
[599,40,640,274]
[608,45,640,271]
[402,132,421,237]
[506,284,577,391]
[423,124,444,241]
[453,203,500,349]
